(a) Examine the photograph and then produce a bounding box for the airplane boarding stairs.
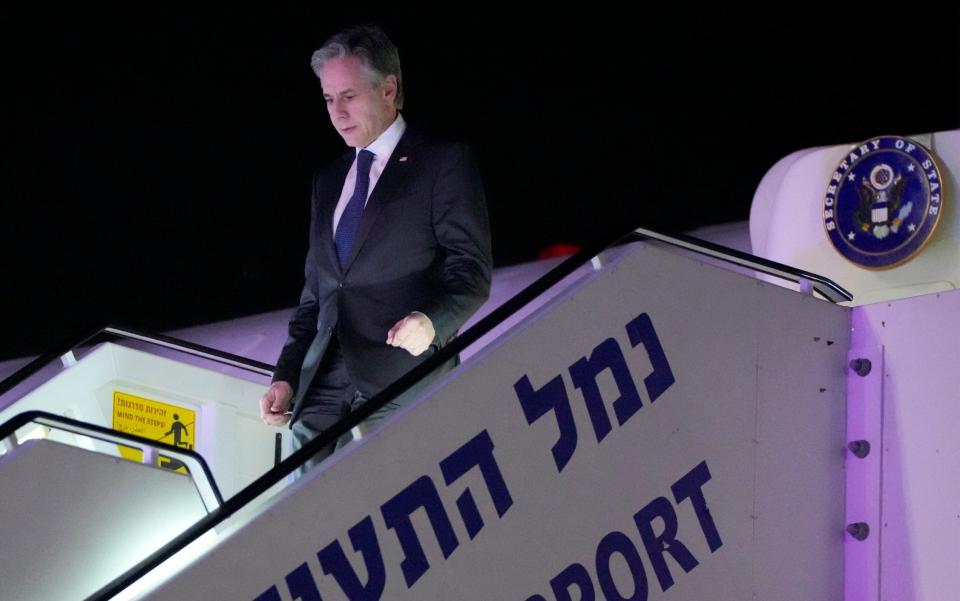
[2,227,955,600]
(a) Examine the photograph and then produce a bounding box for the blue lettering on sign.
[316,516,385,599]
[550,563,595,601]
[595,531,648,601]
[514,373,578,472]
[439,429,515,540]
[285,562,323,600]
[381,475,461,588]
[523,461,722,601]
[672,461,723,553]
[516,312,675,472]
[570,338,644,443]
[254,429,513,600]
[634,497,699,592]
[625,313,675,403]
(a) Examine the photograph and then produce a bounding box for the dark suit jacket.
[272,126,493,419]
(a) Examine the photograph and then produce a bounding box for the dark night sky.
[2,5,958,360]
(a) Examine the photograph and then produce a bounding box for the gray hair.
[310,25,404,110]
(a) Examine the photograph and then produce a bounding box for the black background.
[2,5,957,360]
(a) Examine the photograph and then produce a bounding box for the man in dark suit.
[259,25,492,470]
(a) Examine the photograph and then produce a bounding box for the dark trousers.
[290,336,404,473]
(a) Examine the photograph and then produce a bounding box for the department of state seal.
[823,135,944,269]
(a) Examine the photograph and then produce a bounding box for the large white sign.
[142,242,849,601]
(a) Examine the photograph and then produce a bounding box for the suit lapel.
[318,152,354,274]
[341,129,420,272]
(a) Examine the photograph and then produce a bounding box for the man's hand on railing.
[260,381,294,426]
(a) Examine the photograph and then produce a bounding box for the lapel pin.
[399,156,408,162]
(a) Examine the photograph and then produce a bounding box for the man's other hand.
[386,311,436,356]
[260,381,294,426]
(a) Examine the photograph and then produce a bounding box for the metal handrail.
[629,228,852,303]
[103,326,275,376]
[0,325,275,402]
[0,410,223,511]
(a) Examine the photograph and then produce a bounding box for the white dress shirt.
[332,113,407,233]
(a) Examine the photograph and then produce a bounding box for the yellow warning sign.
[112,391,196,474]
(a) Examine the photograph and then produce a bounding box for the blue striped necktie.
[335,149,375,267]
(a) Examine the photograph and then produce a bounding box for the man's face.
[320,55,398,148]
